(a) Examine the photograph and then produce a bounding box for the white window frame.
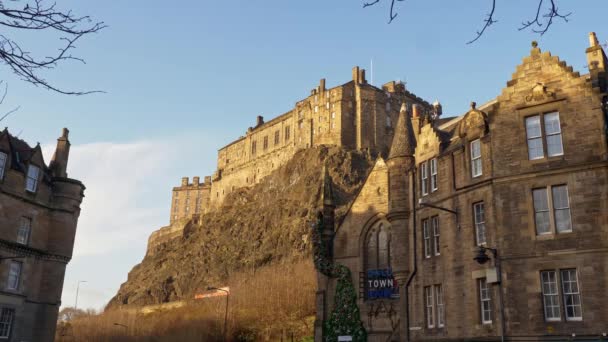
[473,202,487,246]
[0,152,7,180]
[7,261,21,291]
[435,284,445,328]
[471,140,482,178]
[544,112,564,157]
[421,162,428,196]
[430,158,438,192]
[0,308,14,339]
[425,286,435,328]
[17,217,31,245]
[432,216,440,256]
[423,219,431,259]
[532,185,572,236]
[525,115,544,160]
[479,278,492,324]
[25,164,40,192]
[525,112,564,160]
[560,269,583,321]
[540,270,561,322]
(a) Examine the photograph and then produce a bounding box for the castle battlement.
[168,66,436,224]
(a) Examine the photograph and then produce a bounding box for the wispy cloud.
[42,137,204,310]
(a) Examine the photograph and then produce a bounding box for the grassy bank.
[57,259,316,342]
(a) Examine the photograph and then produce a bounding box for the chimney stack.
[256,115,264,127]
[359,69,366,84]
[352,66,360,83]
[589,32,600,47]
[193,176,200,186]
[204,176,212,184]
[49,128,71,178]
[320,78,326,92]
[181,177,189,186]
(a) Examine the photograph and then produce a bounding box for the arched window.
[365,222,391,271]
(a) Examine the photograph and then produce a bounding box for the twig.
[362,0,404,24]
[519,0,571,35]
[467,0,497,44]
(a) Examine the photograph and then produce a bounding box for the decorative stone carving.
[458,102,489,139]
[525,82,557,103]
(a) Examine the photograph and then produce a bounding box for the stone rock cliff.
[107,146,375,308]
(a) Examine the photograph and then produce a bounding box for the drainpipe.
[405,168,417,342]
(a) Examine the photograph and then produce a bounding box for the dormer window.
[471,140,482,178]
[0,151,6,180]
[525,112,563,160]
[25,165,40,192]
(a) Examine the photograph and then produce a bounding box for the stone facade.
[159,67,435,243]
[0,128,85,342]
[315,34,608,341]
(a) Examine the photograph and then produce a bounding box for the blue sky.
[3,0,607,310]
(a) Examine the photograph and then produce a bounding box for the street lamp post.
[474,246,505,342]
[207,286,229,342]
[74,280,87,310]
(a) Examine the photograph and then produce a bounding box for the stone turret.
[386,102,415,339]
[49,128,71,178]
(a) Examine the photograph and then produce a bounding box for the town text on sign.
[366,268,399,300]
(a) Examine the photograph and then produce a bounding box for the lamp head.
[473,246,490,265]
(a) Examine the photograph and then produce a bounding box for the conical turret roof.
[388,102,415,159]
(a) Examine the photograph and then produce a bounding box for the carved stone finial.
[471,101,477,110]
[532,41,538,48]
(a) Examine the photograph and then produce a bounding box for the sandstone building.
[0,128,85,342]
[148,67,437,253]
[314,34,608,341]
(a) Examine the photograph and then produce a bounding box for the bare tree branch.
[363,0,404,24]
[0,0,106,95]
[467,0,497,44]
[0,81,20,123]
[363,0,572,44]
[519,0,571,35]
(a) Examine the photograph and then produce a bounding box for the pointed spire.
[388,102,415,159]
[321,164,334,207]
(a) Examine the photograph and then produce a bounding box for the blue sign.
[366,268,399,299]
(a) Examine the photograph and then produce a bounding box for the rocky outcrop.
[107,146,375,308]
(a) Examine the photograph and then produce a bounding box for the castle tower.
[386,102,416,340]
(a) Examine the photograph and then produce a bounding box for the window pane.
[17,217,31,244]
[0,308,14,338]
[541,271,561,321]
[7,262,21,290]
[435,285,445,327]
[544,113,561,135]
[474,203,486,245]
[432,217,440,255]
[546,134,563,156]
[471,140,481,158]
[526,116,542,138]
[533,188,551,234]
[425,286,434,328]
[423,220,431,258]
[528,137,544,160]
[552,186,572,233]
[560,269,582,320]
[479,278,492,323]
[473,159,482,177]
